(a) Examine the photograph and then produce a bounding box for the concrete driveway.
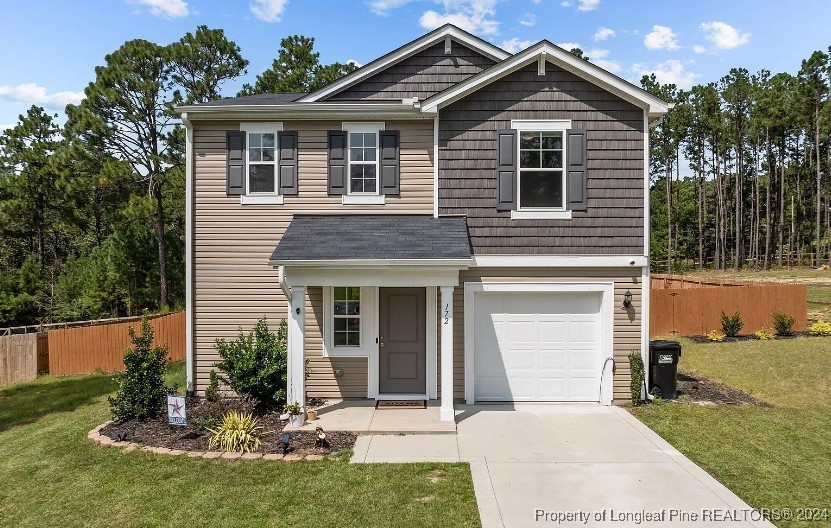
[352,404,775,528]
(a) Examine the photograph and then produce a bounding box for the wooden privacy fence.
[0,333,48,385]
[48,311,185,376]
[650,274,807,336]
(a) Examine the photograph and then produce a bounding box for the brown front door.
[379,287,426,394]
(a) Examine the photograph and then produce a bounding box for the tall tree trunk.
[764,128,772,270]
[152,182,169,309]
[734,143,742,270]
[815,104,822,264]
[697,137,704,269]
[778,143,785,266]
[665,155,672,274]
[754,141,761,270]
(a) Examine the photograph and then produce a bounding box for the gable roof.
[420,40,671,117]
[297,24,510,103]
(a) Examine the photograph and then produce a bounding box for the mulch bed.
[99,398,356,456]
[677,372,769,407]
[687,331,815,343]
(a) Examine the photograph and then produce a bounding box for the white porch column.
[287,286,306,409]
[440,286,455,422]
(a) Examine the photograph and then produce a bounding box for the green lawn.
[634,337,831,527]
[0,366,480,528]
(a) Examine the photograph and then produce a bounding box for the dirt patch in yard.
[677,372,770,407]
[99,398,355,456]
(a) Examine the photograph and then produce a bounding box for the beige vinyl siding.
[192,119,434,394]
[451,267,643,403]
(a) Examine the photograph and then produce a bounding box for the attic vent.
[538,53,546,76]
[445,35,452,54]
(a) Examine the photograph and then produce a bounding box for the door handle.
[379,335,385,348]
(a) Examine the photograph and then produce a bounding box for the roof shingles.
[270,215,471,262]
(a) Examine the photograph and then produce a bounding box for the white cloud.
[368,0,414,15]
[586,47,609,59]
[250,0,288,23]
[692,45,706,54]
[128,0,189,19]
[644,25,680,51]
[0,83,84,109]
[519,12,536,27]
[419,0,499,36]
[635,60,698,89]
[700,21,750,49]
[347,59,363,67]
[0,124,14,132]
[531,0,541,4]
[500,38,534,53]
[557,41,582,51]
[594,26,615,41]
[561,0,599,10]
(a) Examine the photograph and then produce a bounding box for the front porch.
[270,215,473,423]
[286,399,457,434]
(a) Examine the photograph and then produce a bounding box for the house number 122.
[444,303,450,324]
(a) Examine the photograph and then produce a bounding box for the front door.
[379,287,426,394]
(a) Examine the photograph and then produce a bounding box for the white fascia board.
[472,255,648,268]
[421,42,670,115]
[297,26,510,103]
[268,258,472,268]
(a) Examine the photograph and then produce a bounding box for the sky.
[1,0,830,129]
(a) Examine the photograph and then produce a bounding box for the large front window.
[333,286,361,347]
[518,130,564,209]
[348,132,378,194]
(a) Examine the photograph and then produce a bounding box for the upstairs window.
[518,129,565,209]
[248,132,276,193]
[349,132,377,194]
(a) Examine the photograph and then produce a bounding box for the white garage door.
[474,292,603,402]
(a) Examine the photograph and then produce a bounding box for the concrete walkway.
[352,404,775,528]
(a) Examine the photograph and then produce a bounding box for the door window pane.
[333,287,360,347]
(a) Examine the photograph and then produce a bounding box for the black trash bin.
[648,340,682,399]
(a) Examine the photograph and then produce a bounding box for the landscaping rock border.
[88,422,331,462]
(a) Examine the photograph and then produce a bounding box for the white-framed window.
[240,122,283,204]
[515,120,569,210]
[333,286,361,347]
[323,286,377,357]
[342,122,385,203]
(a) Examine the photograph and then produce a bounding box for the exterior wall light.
[622,290,633,309]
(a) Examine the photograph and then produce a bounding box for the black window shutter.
[226,131,245,196]
[379,130,400,195]
[496,129,517,211]
[278,131,298,195]
[566,129,587,212]
[328,131,347,195]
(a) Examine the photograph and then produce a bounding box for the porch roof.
[269,214,472,266]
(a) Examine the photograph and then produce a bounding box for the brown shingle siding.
[327,41,495,101]
[438,62,645,255]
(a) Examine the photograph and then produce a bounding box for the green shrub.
[108,318,170,421]
[720,311,744,337]
[207,411,263,453]
[628,352,645,405]
[772,311,795,336]
[707,329,726,342]
[205,370,220,402]
[809,320,831,336]
[214,317,287,409]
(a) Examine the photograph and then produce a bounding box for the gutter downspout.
[278,265,292,302]
[182,112,195,395]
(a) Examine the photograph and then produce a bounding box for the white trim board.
[182,112,194,394]
[298,25,510,103]
[463,281,615,406]
[471,255,647,268]
[421,41,670,117]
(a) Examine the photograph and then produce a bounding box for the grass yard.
[634,337,831,527]
[0,365,480,528]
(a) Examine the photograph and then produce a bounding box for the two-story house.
[176,24,670,422]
